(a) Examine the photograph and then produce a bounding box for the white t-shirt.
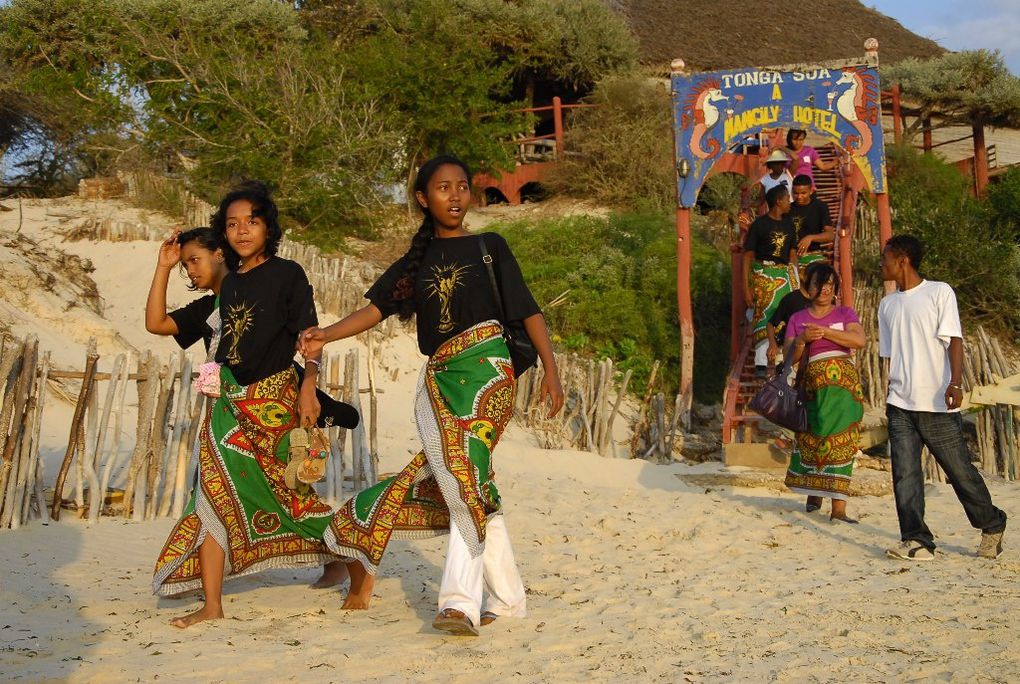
[760,170,793,195]
[878,280,963,412]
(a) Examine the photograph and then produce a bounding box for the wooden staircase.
[722,142,849,467]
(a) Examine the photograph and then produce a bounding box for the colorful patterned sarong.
[323,321,515,574]
[750,262,794,348]
[797,252,828,286]
[153,366,336,596]
[785,355,864,500]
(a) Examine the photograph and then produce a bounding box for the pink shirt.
[789,145,820,182]
[786,306,860,356]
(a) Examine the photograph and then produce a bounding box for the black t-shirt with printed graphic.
[788,198,832,245]
[366,233,540,357]
[168,294,217,352]
[744,214,795,263]
[215,257,317,386]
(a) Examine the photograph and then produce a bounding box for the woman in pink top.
[780,129,837,187]
[783,264,865,522]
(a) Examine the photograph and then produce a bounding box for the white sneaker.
[886,540,935,561]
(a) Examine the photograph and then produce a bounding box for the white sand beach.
[2,198,1019,683]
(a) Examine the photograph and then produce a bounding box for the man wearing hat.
[759,148,794,195]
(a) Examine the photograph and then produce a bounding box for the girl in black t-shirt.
[145,227,227,354]
[152,183,354,628]
[300,155,564,635]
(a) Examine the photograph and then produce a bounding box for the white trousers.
[754,339,769,367]
[437,515,527,628]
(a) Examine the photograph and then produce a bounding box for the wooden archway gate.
[668,39,894,428]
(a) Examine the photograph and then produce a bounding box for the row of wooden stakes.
[0,333,381,530]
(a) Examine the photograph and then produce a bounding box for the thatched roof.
[611,0,944,70]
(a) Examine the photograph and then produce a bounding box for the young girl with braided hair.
[300,154,563,635]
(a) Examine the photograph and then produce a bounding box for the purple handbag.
[748,354,809,432]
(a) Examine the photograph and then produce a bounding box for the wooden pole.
[922,117,933,153]
[160,352,192,518]
[0,342,27,516]
[891,84,902,144]
[875,192,895,293]
[23,352,50,523]
[676,207,694,431]
[124,351,156,519]
[51,343,100,520]
[553,96,564,157]
[973,120,989,198]
[87,354,123,522]
[3,337,38,529]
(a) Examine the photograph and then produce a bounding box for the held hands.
[766,340,779,363]
[297,327,327,359]
[157,230,182,268]
[538,371,565,418]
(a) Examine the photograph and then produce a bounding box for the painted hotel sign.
[670,59,887,208]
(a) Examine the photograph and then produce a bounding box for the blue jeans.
[887,404,1007,551]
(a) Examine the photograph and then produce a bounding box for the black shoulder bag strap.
[478,236,507,323]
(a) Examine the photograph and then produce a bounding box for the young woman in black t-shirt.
[300,155,564,635]
[145,227,227,355]
[152,183,355,628]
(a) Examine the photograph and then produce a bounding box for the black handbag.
[478,237,538,377]
[748,355,808,433]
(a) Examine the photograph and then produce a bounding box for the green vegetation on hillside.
[0,0,635,242]
[490,212,730,401]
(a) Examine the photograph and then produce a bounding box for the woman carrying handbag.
[783,264,865,523]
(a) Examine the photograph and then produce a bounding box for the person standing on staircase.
[743,185,797,376]
[789,174,835,282]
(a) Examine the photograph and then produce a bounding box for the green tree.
[552,72,675,212]
[884,50,1020,141]
[886,144,1020,332]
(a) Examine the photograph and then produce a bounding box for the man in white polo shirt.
[878,235,1007,561]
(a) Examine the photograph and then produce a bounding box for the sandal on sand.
[830,515,859,524]
[480,611,499,626]
[432,608,479,637]
[805,496,823,513]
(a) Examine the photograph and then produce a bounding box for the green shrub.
[887,144,1020,332]
[551,72,675,212]
[491,211,731,401]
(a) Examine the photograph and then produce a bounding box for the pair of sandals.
[283,427,329,490]
[432,609,500,637]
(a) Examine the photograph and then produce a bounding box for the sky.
[867,0,1020,75]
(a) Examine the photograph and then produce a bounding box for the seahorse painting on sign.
[671,50,887,208]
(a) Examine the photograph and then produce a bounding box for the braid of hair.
[393,214,434,321]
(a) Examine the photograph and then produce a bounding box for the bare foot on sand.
[170,605,224,629]
[312,560,350,589]
[341,561,375,609]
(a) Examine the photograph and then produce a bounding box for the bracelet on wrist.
[949,383,962,390]
[306,358,321,371]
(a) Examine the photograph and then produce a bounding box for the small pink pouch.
[196,362,222,397]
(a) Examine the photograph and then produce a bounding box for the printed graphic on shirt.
[769,232,788,258]
[426,262,472,333]
[790,214,805,240]
[223,301,257,365]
